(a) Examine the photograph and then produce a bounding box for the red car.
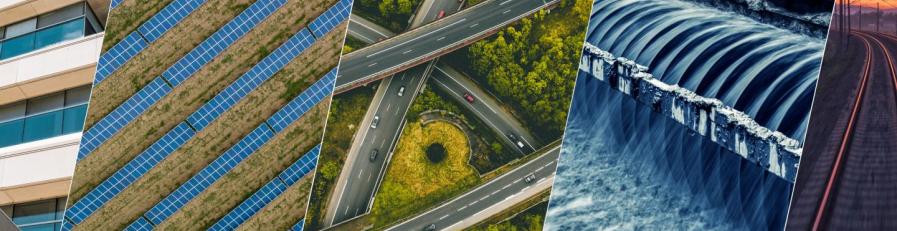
[464,93,475,103]
[437,10,445,19]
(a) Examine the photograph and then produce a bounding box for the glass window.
[0,33,35,59]
[37,4,83,29]
[22,111,63,142]
[34,18,84,50]
[0,120,24,147]
[62,104,87,134]
[0,101,25,122]
[11,200,55,225]
[5,18,36,38]
[19,223,56,231]
[0,27,5,39]
[65,86,91,106]
[26,93,64,116]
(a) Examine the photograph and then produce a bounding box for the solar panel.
[124,217,154,231]
[291,219,305,231]
[138,0,209,42]
[109,0,124,9]
[266,68,337,132]
[59,219,74,231]
[277,145,320,185]
[78,77,172,160]
[93,32,148,83]
[142,126,274,224]
[186,29,315,130]
[65,123,195,224]
[209,180,287,231]
[208,147,321,231]
[308,0,352,38]
[161,0,288,85]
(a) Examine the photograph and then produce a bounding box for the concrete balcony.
[0,132,79,206]
[0,33,102,105]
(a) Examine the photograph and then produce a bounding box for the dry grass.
[236,175,314,230]
[157,101,328,230]
[370,121,480,227]
[69,24,345,230]
[102,0,175,52]
[86,0,254,128]
[70,0,335,201]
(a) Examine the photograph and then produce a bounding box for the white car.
[371,115,380,128]
[398,86,406,96]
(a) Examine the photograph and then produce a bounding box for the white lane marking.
[387,103,392,109]
[358,168,364,179]
[457,205,467,212]
[343,204,350,215]
[350,18,391,38]
[500,0,512,6]
[403,49,413,54]
[380,139,386,149]
[437,36,446,41]
[491,190,499,195]
[502,9,511,14]
[469,23,479,28]
[439,214,450,220]
[368,62,378,67]
[366,18,468,58]
[349,30,375,43]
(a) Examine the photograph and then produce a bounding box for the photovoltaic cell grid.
[187,29,315,130]
[142,126,274,225]
[65,123,195,224]
[161,0,288,86]
[208,146,322,231]
[110,0,124,9]
[96,0,208,84]
[308,0,352,38]
[78,77,172,160]
[266,68,337,133]
[277,145,320,186]
[137,0,208,42]
[291,219,305,231]
[93,32,148,83]
[79,0,288,160]
[124,217,153,231]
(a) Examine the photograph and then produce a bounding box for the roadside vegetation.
[370,121,480,228]
[342,36,367,54]
[470,191,550,231]
[352,0,422,32]
[305,86,376,229]
[102,0,175,52]
[464,0,590,140]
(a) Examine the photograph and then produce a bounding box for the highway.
[334,0,552,91]
[325,1,462,226]
[347,14,394,43]
[430,63,539,152]
[386,146,559,231]
[787,30,897,230]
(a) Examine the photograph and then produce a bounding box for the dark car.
[424,224,436,231]
[370,149,379,162]
[464,93,475,103]
[524,173,536,183]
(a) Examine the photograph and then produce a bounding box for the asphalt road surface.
[787,31,897,230]
[347,14,394,43]
[386,146,560,231]
[430,63,539,152]
[335,0,550,89]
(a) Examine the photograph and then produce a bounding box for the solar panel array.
[278,146,320,185]
[187,29,315,130]
[142,126,274,224]
[291,219,305,231]
[110,0,124,9]
[124,217,154,231]
[161,0,288,86]
[93,32,148,83]
[138,0,208,42]
[208,146,321,231]
[66,123,195,224]
[267,68,337,132]
[78,77,172,160]
[79,0,288,160]
[308,0,352,37]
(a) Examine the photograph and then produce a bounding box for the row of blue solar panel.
[268,69,337,132]
[78,0,289,160]
[109,0,124,9]
[137,66,334,227]
[209,145,321,231]
[291,219,305,231]
[78,77,171,160]
[143,126,274,224]
[124,217,154,231]
[309,0,353,38]
[66,123,195,224]
[278,146,320,186]
[162,0,288,86]
[95,0,207,83]
[187,29,315,130]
